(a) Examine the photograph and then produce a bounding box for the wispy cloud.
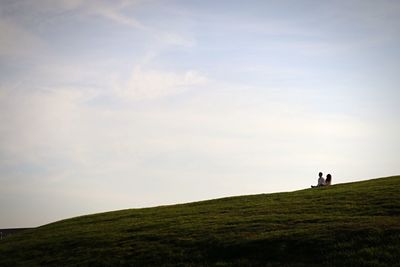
[84,1,148,30]
[115,66,207,100]
[87,2,195,47]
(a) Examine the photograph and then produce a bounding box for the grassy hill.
[1,176,399,266]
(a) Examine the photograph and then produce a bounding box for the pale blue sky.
[0,0,399,227]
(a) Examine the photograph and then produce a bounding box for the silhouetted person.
[325,174,332,186]
[311,172,325,188]
[317,172,325,186]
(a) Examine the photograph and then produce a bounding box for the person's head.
[319,172,323,177]
[326,174,332,182]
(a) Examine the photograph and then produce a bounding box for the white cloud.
[115,67,207,100]
[158,32,196,47]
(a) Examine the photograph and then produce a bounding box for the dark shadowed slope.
[0,229,32,240]
[1,176,399,266]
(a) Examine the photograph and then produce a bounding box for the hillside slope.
[1,176,399,266]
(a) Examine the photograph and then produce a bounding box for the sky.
[0,0,399,228]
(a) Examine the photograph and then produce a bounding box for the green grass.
[1,176,399,266]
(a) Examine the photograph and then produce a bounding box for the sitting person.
[311,172,325,188]
[325,174,332,186]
